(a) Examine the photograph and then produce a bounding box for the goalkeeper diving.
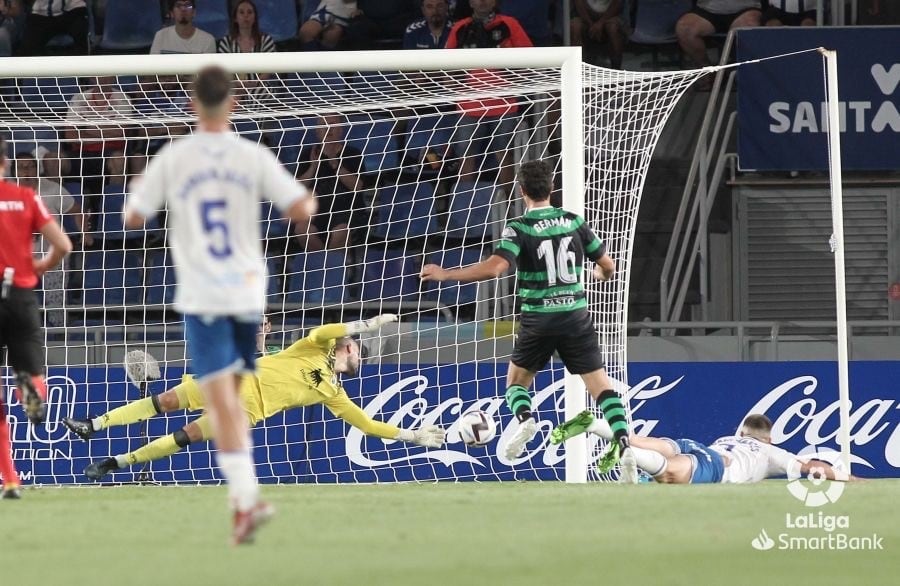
[63,315,445,480]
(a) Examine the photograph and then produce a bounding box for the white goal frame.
[0,48,594,482]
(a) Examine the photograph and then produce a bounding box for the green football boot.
[549,410,596,445]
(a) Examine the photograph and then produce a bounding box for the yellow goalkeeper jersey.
[177,323,400,439]
[255,322,349,417]
[253,323,399,439]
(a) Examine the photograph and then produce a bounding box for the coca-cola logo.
[344,373,687,469]
[344,369,900,475]
[744,376,900,470]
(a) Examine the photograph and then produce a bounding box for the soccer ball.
[458,410,497,446]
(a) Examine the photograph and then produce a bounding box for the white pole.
[823,49,852,474]
[561,47,587,484]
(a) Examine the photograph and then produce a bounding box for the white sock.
[91,418,102,432]
[630,446,668,477]
[216,449,259,512]
[587,417,613,440]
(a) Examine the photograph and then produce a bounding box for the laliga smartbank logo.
[751,450,883,552]
[785,451,847,507]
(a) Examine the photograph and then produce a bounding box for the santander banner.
[4,361,899,484]
[736,27,900,171]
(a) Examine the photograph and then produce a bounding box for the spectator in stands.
[30,146,90,246]
[64,76,133,199]
[15,153,74,326]
[676,1,761,67]
[764,1,816,26]
[218,0,275,52]
[0,0,23,57]
[445,0,532,192]
[403,0,452,49]
[150,0,216,54]
[298,0,357,50]
[294,114,366,251]
[96,149,157,248]
[860,0,900,24]
[132,76,191,156]
[571,0,628,69]
[502,0,552,46]
[345,0,419,50]
[18,0,89,56]
[218,1,275,101]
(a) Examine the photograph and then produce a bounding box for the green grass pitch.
[4,481,898,585]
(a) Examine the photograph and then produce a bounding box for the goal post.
[0,49,711,486]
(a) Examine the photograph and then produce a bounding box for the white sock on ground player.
[217,448,259,512]
[630,446,668,477]
[587,417,613,440]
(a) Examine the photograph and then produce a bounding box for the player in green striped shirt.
[421,160,637,482]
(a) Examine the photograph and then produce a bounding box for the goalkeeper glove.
[346,313,399,335]
[397,425,445,448]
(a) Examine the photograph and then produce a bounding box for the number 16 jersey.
[127,131,307,315]
[493,206,606,316]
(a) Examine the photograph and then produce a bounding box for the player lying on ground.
[551,412,855,484]
[420,160,638,482]
[63,315,445,480]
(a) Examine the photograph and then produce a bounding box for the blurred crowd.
[1,1,896,70]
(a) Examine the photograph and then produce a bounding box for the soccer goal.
[1,49,726,486]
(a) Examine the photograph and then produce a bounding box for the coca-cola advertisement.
[5,361,898,485]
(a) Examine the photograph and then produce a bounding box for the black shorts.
[511,310,606,375]
[690,7,761,34]
[762,7,816,26]
[0,287,45,375]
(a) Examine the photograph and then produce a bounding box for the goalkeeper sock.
[0,404,18,487]
[630,446,668,477]
[216,448,259,513]
[117,433,183,467]
[94,396,160,431]
[505,385,532,422]
[597,390,630,451]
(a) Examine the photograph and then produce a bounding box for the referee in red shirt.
[0,137,72,499]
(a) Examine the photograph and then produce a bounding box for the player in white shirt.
[551,412,852,484]
[124,65,314,545]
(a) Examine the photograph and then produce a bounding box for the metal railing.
[628,319,900,360]
[659,32,739,323]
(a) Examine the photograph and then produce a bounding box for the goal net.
[0,50,709,486]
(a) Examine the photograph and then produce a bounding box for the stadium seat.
[144,249,176,306]
[372,182,437,240]
[192,0,230,39]
[17,78,79,114]
[100,0,164,51]
[423,247,482,306]
[256,0,300,42]
[629,0,692,46]
[346,116,401,173]
[259,201,291,241]
[359,248,419,302]
[82,250,143,305]
[445,181,496,242]
[285,250,346,304]
[405,114,458,166]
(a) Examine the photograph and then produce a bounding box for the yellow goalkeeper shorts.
[173,374,266,426]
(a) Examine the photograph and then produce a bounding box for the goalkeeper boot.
[84,457,118,481]
[16,373,45,425]
[62,417,94,441]
[232,501,276,546]
[502,417,538,460]
[550,410,595,445]
[1,484,22,499]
